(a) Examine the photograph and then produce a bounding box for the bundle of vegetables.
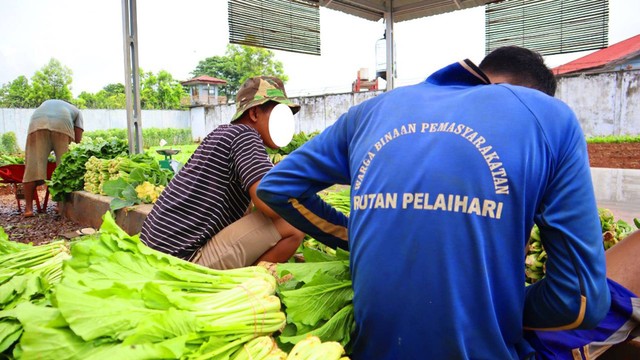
[47,137,128,201]
[227,334,348,360]
[299,188,351,257]
[524,225,546,284]
[82,156,112,194]
[276,248,354,355]
[134,181,166,204]
[4,212,286,359]
[284,335,348,360]
[266,131,320,164]
[83,153,171,210]
[525,209,640,284]
[0,230,69,354]
[599,208,639,250]
[273,187,355,354]
[0,155,25,166]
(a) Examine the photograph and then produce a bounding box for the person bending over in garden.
[256,46,611,359]
[140,76,304,270]
[23,99,83,217]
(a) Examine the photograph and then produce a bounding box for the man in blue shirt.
[257,46,610,359]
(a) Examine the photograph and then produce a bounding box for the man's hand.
[74,127,83,143]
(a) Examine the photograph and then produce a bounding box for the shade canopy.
[318,0,496,89]
[319,0,495,23]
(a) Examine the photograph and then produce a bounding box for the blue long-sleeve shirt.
[258,60,610,359]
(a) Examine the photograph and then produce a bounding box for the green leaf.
[279,272,353,327]
[54,281,156,341]
[277,260,350,284]
[122,185,141,203]
[279,304,355,347]
[94,336,187,359]
[102,178,130,198]
[0,320,22,353]
[20,320,136,360]
[129,167,147,183]
[0,301,67,328]
[110,197,136,211]
[121,308,197,345]
[302,247,337,263]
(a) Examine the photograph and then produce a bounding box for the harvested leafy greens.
[47,137,128,201]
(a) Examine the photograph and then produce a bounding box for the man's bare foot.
[23,211,34,218]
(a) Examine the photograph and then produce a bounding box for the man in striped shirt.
[140,76,305,269]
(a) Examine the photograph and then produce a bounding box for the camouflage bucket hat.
[231,76,300,122]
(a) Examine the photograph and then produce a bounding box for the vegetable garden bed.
[587,142,640,169]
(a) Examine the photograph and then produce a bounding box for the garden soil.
[588,143,640,169]
[1,143,639,245]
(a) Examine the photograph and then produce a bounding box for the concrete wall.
[198,91,381,137]
[0,108,190,150]
[556,70,640,137]
[2,70,639,150]
[591,168,640,203]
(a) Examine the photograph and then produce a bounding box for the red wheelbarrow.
[0,162,57,213]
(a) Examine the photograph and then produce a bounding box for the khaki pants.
[23,130,70,183]
[192,211,281,270]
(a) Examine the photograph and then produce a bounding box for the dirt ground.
[1,142,639,245]
[0,185,82,245]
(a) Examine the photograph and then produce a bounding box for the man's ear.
[248,106,260,123]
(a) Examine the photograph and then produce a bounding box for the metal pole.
[384,1,395,91]
[122,0,143,154]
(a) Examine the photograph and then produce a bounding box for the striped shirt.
[140,124,273,260]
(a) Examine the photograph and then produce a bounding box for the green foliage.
[147,144,198,165]
[191,44,288,98]
[139,69,187,110]
[1,132,21,155]
[75,83,126,109]
[29,58,74,104]
[0,62,185,110]
[84,128,193,148]
[0,154,25,166]
[47,137,129,201]
[266,131,319,156]
[0,76,37,108]
[586,134,640,143]
[525,209,640,284]
[276,250,354,352]
[84,153,171,210]
[2,212,284,359]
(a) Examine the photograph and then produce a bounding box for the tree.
[0,76,36,108]
[191,44,287,98]
[139,69,186,110]
[75,83,126,109]
[30,58,73,105]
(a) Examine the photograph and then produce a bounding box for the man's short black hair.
[479,46,557,96]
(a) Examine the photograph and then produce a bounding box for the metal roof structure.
[319,0,495,23]
[121,0,498,152]
[552,34,640,76]
[317,0,497,89]
[180,75,228,86]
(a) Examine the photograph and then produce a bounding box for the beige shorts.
[192,211,282,270]
[23,130,71,183]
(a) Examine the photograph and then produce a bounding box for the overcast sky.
[0,0,638,98]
